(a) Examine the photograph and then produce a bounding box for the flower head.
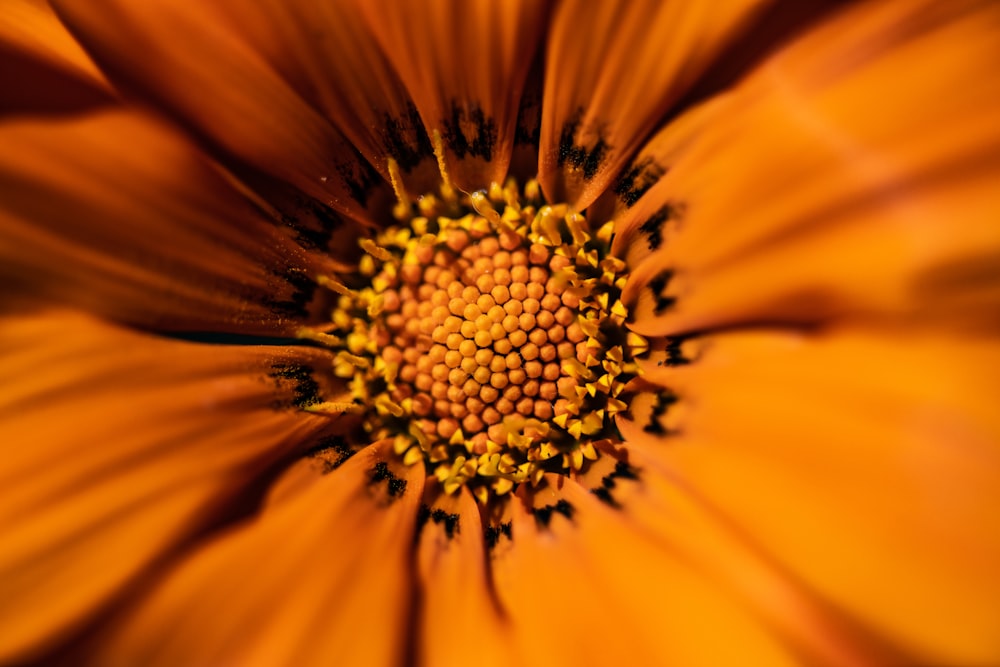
[2,0,999,665]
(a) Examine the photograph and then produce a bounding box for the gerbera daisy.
[2,0,999,665]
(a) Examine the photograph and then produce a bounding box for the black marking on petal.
[279,212,318,250]
[263,268,315,321]
[644,392,679,436]
[369,461,407,498]
[381,103,434,171]
[648,270,676,315]
[557,108,609,180]
[530,498,575,528]
[269,363,323,409]
[638,204,677,252]
[591,486,615,506]
[415,504,461,541]
[266,266,317,320]
[308,201,346,242]
[433,508,460,537]
[281,197,346,250]
[442,100,498,162]
[484,521,512,550]
[660,336,693,367]
[415,504,431,541]
[515,86,542,148]
[612,460,639,480]
[591,460,641,508]
[335,150,383,206]
[613,157,666,208]
[305,435,356,473]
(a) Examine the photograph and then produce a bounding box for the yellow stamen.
[304,401,365,415]
[359,238,393,262]
[316,274,353,296]
[431,130,457,201]
[386,157,411,216]
[296,327,342,346]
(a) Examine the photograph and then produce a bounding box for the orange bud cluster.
[377,231,589,453]
[323,179,644,501]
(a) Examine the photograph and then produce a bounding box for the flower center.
[327,179,645,503]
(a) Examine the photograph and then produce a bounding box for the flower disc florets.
[329,179,646,503]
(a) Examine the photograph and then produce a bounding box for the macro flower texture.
[2,0,999,664]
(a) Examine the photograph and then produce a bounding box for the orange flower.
[2,0,999,665]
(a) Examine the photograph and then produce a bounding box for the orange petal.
[357,0,549,190]
[0,310,343,663]
[624,0,1000,336]
[414,484,512,667]
[537,0,772,209]
[51,0,383,224]
[0,109,333,335]
[89,441,424,667]
[0,0,112,115]
[591,94,728,243]
[578,447,906,666]
[212,0,440,190]
[489,476,796,666]
[627,328,1000,664]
